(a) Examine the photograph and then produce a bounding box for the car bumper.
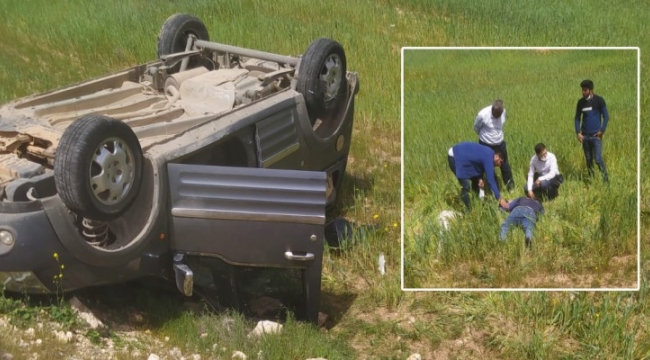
[0,198,167,295]
[0,201,68,293]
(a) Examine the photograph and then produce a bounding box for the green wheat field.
[1,0,650,359]
[403,49,638,289]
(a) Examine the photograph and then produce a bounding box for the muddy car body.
[0,14,358,322]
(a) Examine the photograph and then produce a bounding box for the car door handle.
[284,251,315,261]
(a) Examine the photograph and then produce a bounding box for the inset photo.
[401,48,639,290]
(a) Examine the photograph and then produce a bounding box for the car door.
[167,163,326,323]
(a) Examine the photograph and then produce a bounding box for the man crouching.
[447,142,509,210]
[525,143,564,200]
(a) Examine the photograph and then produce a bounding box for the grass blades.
[0,0,649,359]
[403,49,638,289]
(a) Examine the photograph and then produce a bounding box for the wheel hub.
[89,138,135,205]
[321,54,342,101]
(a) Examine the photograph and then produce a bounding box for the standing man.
[499,197,544,248]
[474,99,514,191]
[525,143,563,200]
[575,79,609,183]
[447,142,509,210]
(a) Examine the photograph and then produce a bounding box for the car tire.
[157,13,209,57]
[296,38,347,125]
[54,115,143,221]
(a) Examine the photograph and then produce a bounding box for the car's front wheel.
[54,115,143,221]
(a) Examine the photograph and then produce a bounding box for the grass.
[0,0,649,359]
[402,49,638,288]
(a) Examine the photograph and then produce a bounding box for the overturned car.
[0,14,359,323]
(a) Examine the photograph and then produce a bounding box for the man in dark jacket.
[575,79,609,183]
[447,142,509,210]
[499,197,544,248]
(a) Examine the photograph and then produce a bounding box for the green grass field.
[1,0,649,359]
[403,49,638,289]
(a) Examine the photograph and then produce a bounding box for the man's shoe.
[525,237,532,248]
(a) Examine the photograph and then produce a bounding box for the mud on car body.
[0,14,359,323]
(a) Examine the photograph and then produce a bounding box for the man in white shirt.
[525,143,563,200]
[473,100,514,191]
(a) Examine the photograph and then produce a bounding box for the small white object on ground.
[436,210,462,261]
[69,296,104,329]
[479,188,485,199]
[248,320,283,337]
[232,350,247,360]
[406,354,422,360]
[169,347,182,358]
[147,355,160,360]
[378,253,386,275]
[54,330,73,343]
[437,210,461,231]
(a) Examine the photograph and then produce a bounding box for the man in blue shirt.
[500,197,545,248]
[575,79,609,183]
[447,142,509,210]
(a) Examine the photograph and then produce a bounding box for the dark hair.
[534,143,546,155]
[580,79,594,90]
[492,99,504,113]
[493,150,503,159]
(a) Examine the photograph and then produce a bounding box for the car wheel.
[54,115,143,221]
[296,38,347,127]
[157,13,210,72]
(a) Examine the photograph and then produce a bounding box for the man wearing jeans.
[500,197,545,248]
[474,99,514,190]
[447,142,509,210]
[575,79,609,183]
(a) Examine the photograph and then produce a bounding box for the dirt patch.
[524,257,638,289]
[354,306,404,324]
[347,301,501,359]
[348,276,372,293]
[430,325,496,359]
[609,254,636,267]
[370,143,401,166]
[349,306,436,359]
[524,272,575,288]
[417,253,638,289]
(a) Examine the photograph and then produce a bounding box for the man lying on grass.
[499,197,544,248]
[447,142,509,210]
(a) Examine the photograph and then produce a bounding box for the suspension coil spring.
[81,218,109,246]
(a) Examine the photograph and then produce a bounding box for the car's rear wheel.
[296,38,347,135]
[157,13,209,57]
[157,13,210,72]
[54,115,143,221]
